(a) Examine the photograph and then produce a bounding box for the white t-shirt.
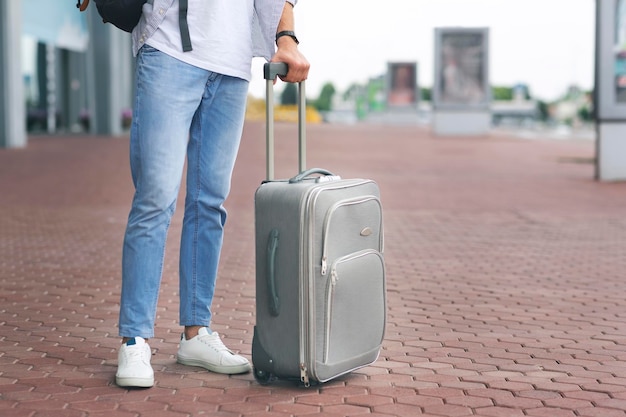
[147,0,255,81]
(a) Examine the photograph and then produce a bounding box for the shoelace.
[124,345,150,364]
[199,332,234,354]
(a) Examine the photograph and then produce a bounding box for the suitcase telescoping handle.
[264,62,306,181]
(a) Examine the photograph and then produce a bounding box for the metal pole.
[0,0,26,148]
[298,81,306,173]
[266,78,275,181]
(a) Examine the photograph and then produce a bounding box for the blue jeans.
[119,45,249,338]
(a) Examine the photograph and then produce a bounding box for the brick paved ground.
[1,121,626,417]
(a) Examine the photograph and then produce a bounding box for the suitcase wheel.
[253,367,275,385]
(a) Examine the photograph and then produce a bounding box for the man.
[115,0,309,388]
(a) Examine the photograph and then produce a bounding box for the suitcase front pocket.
[320,196,383,276]
[323,249,386,365]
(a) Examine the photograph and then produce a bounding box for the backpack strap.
[179,0,192,52]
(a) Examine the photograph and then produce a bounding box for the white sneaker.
[177,327,251,374]
[116,337,154,388]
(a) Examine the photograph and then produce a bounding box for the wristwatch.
[275,30,299,45]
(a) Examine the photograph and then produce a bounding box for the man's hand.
[271,38,310,83]
[270,2,310,83]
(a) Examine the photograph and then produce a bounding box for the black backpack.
[77,0,192,51]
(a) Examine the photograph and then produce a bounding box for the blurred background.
[2,0,621,144]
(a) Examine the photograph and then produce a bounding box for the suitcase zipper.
[300,363,310,387]
[300,202,312,387]
[323,267,339,364]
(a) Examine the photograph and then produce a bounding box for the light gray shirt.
[147,0,255,81]
[132,0,297,62]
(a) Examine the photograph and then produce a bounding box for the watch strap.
[276,30,299,45]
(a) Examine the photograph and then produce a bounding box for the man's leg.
[177,72,251,374]
[117,45,208,387]
[119,45,207,339]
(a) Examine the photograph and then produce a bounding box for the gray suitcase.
[252,63,386,386]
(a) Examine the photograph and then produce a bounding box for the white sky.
[249,0,596,102]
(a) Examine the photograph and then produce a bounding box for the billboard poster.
[434,28,490,109]
[616,0,626,103]
[597,0,626,119]
[386,62,418,107]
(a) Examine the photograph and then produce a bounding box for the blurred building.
[1,1,134,148]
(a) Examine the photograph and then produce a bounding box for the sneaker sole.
[115,375,154,388]
[177,356,252,375]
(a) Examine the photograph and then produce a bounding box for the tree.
[492,86,513,101]
[343,83,363,101]
[314,82,336,111]
[281,83,298,105]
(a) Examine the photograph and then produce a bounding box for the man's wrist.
[276,30,299,45]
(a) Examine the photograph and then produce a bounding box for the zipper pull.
[300,363,310,387]
[321,256,327,276]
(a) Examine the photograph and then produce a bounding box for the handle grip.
[288,168,336,184]
[264,62,288,80]
[266,229,280,317]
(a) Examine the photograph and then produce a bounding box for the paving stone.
[1,123,625,416]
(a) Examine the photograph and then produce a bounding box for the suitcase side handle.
[264,62,306,181]
[266,228,280,317]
